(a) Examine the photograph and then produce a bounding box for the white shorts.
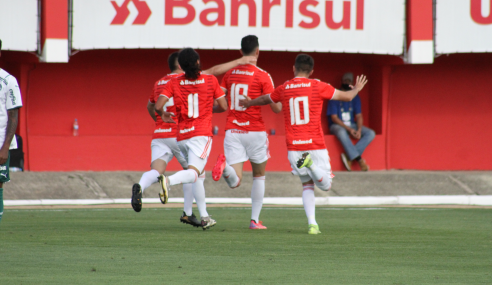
[288,149,333,183]
[151,138,188,169]
[224,130,270,165]
[178,136,213,173]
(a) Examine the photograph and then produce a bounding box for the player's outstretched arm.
[147,101,157,122]
[332,75,368,101]
[202,56,257,77]
[239,94,273,108]
[269,102,282,113]
[213,96,228,113]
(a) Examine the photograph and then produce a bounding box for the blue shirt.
[327,95,361,126]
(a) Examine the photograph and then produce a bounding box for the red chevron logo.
[111,0,151,25]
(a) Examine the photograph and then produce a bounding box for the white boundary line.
[5,195,492,206]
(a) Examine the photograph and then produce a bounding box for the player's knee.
[316,179,332,192]
[365,129,376,141]
[188,166,201,176]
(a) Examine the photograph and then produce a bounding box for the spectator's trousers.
[329,123,376,161]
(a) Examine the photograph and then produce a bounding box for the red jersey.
[220,64,275,131]
[161,73,225,141]
[269,77,336,151]
[150,73,181,139]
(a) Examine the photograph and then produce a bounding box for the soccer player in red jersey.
[240,54,368,234]
[211,35,281,230]
[132,51,255,228]
[154,48,228,230]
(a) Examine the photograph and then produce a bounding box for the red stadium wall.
[387,53,492,170]
[1,50,491,171]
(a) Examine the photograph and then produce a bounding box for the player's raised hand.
[238,56,257,65]
[238,96,252,108]
[161,111,176,124]
[353,75,368,92]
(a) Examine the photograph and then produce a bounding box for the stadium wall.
[2,50,492,171]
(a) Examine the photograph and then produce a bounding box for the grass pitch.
[0,206,491,284]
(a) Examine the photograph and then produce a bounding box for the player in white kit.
[0,39,23,224]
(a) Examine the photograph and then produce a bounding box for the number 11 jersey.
[220,64,275,132]
[269,77,336,151]
[161,73,225,141]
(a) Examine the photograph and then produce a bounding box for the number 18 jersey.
[269,77,336,151]
[161,73,225,141]
[221,64,275,132]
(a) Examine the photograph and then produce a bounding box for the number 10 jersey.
[220,64,275,132]
[269,77,336,151]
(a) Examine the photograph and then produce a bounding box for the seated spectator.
[327,72,375,171]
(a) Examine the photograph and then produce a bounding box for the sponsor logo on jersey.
[231,70,254,76]
[157,80,170,85]
[180,126,195,134]
[155,128,172,133]
[0,166,7,171]
[180,78,205,85]
[9,90,16,105]
[285,82,311,90]
[231,129,249,134]
[233,120,250,126]
[292,139,313,145]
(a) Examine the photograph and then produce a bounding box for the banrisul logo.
[111,0,151,25]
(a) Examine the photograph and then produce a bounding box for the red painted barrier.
[3,50,492,171]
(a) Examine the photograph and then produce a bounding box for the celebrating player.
[154,48,228,230]
[240,54,368,234]
[131,51,256,229]
[211,35,281,230]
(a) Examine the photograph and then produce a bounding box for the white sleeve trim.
[216,94,226,100]
[330,89,337,100]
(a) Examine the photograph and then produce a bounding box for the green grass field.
[1,206,491,284]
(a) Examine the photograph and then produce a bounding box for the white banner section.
[73,0,405,55]
[0,0,38,51]
[436,0,492,53]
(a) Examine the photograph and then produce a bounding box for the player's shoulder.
[201,72,219,83]
[155,73,178,86]
[311,78,333,86]
[251,65,273,79]
[252,65,269,74]
[0,68,13,82]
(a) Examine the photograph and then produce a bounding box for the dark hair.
[294,54,314,73]
[178,48,201,80]
[167,52,179,72]
[241,35,259,55]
